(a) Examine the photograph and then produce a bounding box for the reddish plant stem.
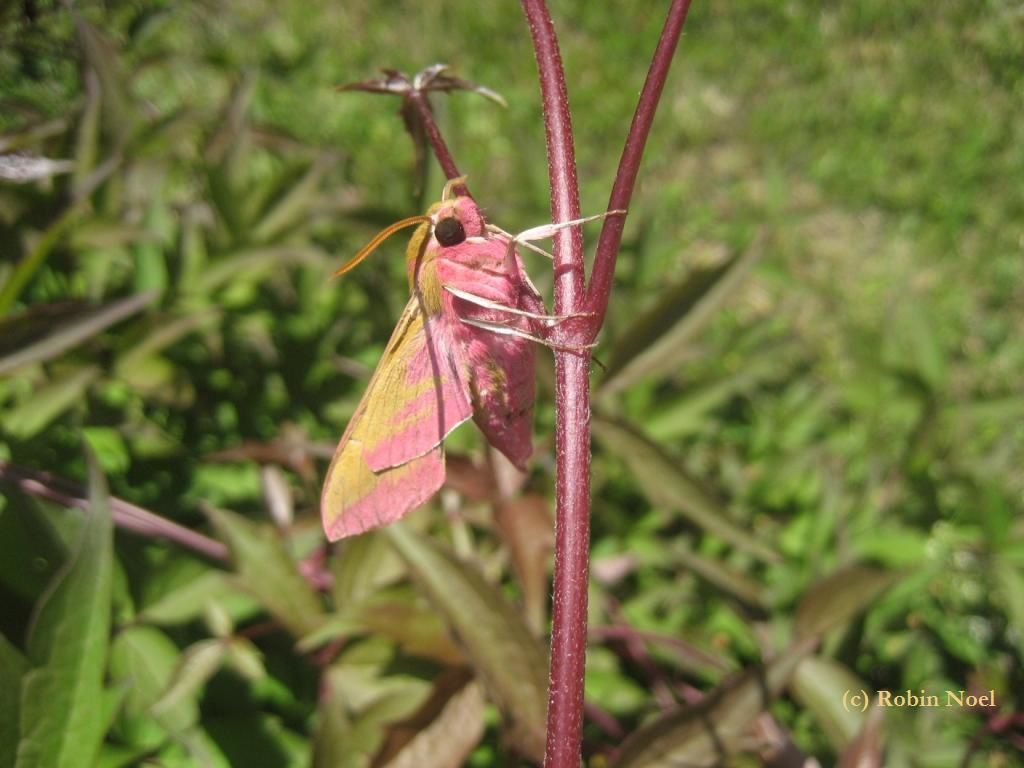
[519,2,585,305]
[0,460,229,561]
[519,1,692,764]
[584,0,694,325]
[520,2,591,767]
[406,91,470,197]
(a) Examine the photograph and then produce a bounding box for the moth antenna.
[332,215,431,277]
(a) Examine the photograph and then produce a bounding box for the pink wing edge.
[435,237,543,470]
[321,444,445,541]
[321,309,473,541]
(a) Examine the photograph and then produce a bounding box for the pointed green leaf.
[670,542,769,608]
[72,70,101,191]
[613,642,814,768]
[133,199,170,298]
[75,19,136,146]
[377,673,485,768]
[139,568,260,626]
[3,366,100,439]
[0,291,157,377]
[312,667,356,768]
[794,565,900,640]
[150,639,225,721]
[383,524,547,762]
[15,448,113,768]
[0,199,91,317]
[0,493,67,602]
[206,508,325,638]
[790,657,868,750]
[224,638,265,682]
[593,417,781,564]
[600,236,762,395]
[109,625,195,742]
[992,558,1024,643]
[251,155,334,243]
[644,351,788,440]
[196,246,328,295]
[331,530,405,609]
[0,634,28,767]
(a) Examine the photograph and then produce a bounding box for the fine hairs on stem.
[518,2,693,766]
[408,2,692,763]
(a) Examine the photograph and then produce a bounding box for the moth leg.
[444,285,594,325]
[485,224,553,260]
[460,317,598,353]
[499,209,627,274]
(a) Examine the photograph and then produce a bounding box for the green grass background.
[1,0,1022,765]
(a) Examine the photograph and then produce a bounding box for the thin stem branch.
[0,460,229,562]
[584,0,693,324]
[406,91,468,194]
[520,0,584,311]
[520,2,591,767]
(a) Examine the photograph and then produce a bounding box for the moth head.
[428,189,484,247]
[331,178,482,278]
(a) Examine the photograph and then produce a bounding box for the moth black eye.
[434,217,466,247]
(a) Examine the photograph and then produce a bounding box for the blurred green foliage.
[1,0,1022,765]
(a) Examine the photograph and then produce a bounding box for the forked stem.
[519,1,692,766]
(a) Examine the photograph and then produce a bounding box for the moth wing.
[320,300,472,541]
[359,300,473,471]
[437,240,541,470]
[321,443,445,540]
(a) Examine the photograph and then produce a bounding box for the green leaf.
[72,67,101,191]
[195,246,328,295]
[133,198,170,298]
[790,656,868,750]
[313,661,425,768]
[3,366,100,439]
[0,200,91,317]
[383,524,548,762]
[109,625,195,742]
[0,634,28,767]
[224,638,266,682]
[884,292,947,391]
[312,666,356,768]
[206,508,325,638]
[852,524,927,567]
[251,155,334,243]
[0,493,67,602]
[139,566,260,626]
[991,558,1024,644]
[613,642,814,768]
[15,447,113,768]
[592,416,781,564]
[95,743,157,768]
[82,427,130,475]
[643,351,787,440]
[375,671,485,768]
[600,235,762,395]
[0,292,157,377]
[794,565,900,640]
[670,541,769,608]
[75,19,136,147]
[150,639,225,720]
[330,530,406,609]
